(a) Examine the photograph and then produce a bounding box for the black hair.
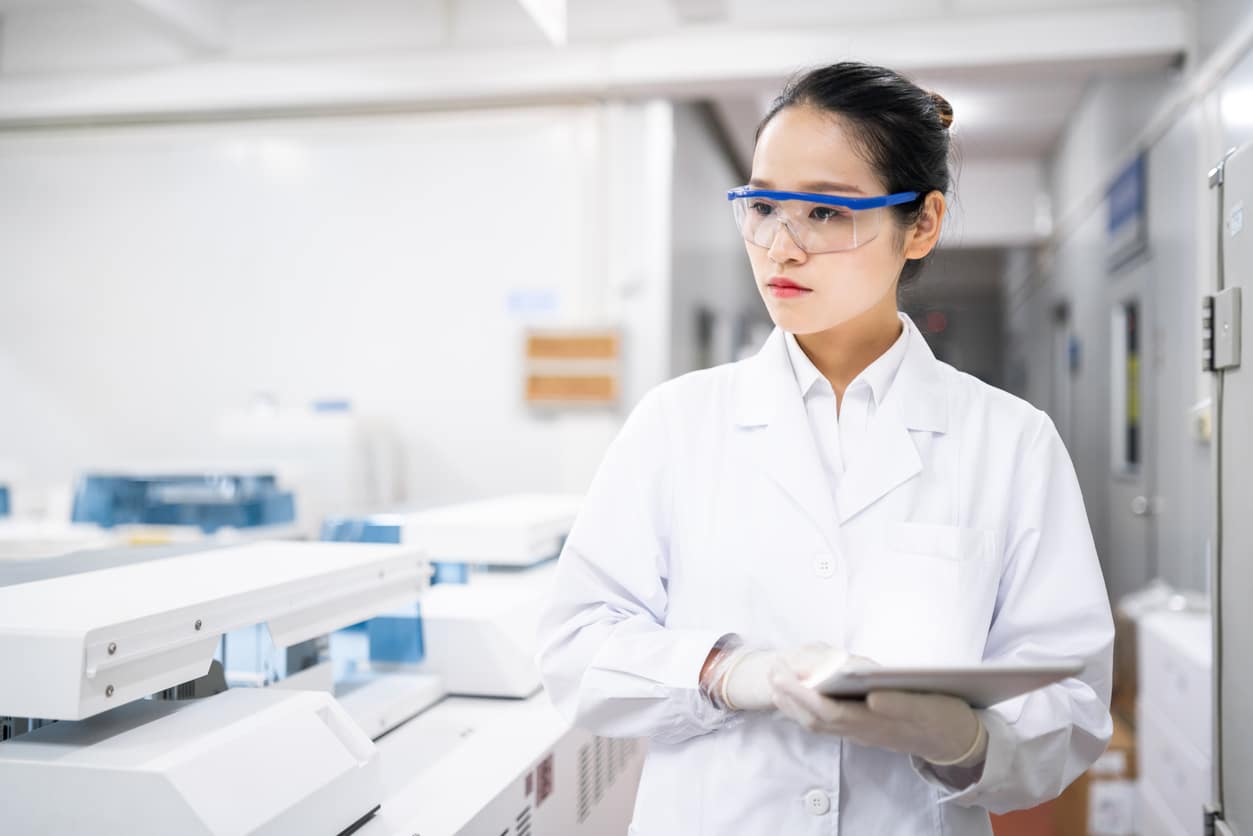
[757,61,955,288]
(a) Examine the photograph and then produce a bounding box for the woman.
[537,61,1113,835]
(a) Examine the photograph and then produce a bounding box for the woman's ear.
[903,191,946,260]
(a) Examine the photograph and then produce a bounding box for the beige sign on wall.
[524,329,621,408]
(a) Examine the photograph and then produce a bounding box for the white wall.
[945,158,1049,248]
[0,103,676,510]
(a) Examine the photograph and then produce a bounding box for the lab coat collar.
[736,314,948,432]
[783,315,910,407]
[733,314,949,528]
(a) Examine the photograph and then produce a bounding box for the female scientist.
[537,61,1114,835]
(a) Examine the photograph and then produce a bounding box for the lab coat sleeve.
[911,411,1115,812]
[536,386,739,744]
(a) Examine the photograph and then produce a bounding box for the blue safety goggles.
[726,187,920,253]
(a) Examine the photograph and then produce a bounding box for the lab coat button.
[804,788,831,815]
[813,554,835,578]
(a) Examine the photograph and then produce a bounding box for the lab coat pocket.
[885,522,994,563]
[851,522,998,666]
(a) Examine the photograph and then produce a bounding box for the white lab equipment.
[0,540,428,834]
[411,494,579,697]
[0,495,642,836]
[414,560,558,697]
[2,688,381,836]
[331,492,645,836]
[358,694,644,836]
[401,493,581,566]
[325,494,582,700]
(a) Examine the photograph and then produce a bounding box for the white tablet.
[803,660,1085,709]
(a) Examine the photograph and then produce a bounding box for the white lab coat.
[537,316,1114,836]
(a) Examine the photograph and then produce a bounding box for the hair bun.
[928,92,954,130]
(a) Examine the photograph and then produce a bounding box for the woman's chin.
[768,309,838,336]
[766,306,815,334]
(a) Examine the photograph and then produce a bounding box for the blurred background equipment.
[71,472,296,533]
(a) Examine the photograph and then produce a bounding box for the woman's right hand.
[702,642,850,711]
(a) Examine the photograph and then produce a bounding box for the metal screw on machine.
[105,685,114,698]
[194,619,202,631]
[1131,496,1151,516]
[107,642,117,655]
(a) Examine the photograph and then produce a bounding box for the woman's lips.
[767,277,812,298]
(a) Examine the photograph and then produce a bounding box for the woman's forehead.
[751,106,884,194]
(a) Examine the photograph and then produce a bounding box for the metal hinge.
[1210,161,1226,189]
[1207,807,1238,836]
[1210,147,1237,189]
[1204,288,1243,372]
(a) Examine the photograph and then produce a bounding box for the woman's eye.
[810,206,850,222]
[748,201,775,217]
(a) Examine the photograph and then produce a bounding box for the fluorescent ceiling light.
[1221,85,1253,129]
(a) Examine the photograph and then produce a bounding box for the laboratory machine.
[0,493,644,835]
[72,472,297,534]
[0,540,429,835]
[0,470,303,564]
[326,493,646,836]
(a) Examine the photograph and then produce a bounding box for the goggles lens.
[727,188,919,254]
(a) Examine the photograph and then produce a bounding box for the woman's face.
[745,105,937,336]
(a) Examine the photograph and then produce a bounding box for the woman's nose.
[766,221,807,265]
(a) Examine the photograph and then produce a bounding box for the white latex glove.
[708,643,847,711]
[771,666,988,768]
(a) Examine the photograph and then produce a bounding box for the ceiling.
[0,0,1190,223]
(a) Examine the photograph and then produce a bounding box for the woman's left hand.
[770,667,987,768]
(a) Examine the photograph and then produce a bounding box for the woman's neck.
[795,307,904,405]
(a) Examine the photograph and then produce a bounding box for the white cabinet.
[1137,778,1188,836]
[1136,610,1212,836]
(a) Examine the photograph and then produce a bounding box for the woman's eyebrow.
[748,178,866,195]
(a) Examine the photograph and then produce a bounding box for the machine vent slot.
[593,736,606,805]
[605,738,619,787]
[515,804,532,836]
[536,754,554,807]
[574,736,640,824]
[577,742,592,823]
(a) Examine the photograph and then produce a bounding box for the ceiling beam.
[0,4,1187,127]
[99,0,225,54]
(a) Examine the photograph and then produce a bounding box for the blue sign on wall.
[1107,153,1148,270]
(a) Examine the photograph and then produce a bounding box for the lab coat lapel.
[833,401,920,524]
[834,317,949,524]
[733,329,840,549]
